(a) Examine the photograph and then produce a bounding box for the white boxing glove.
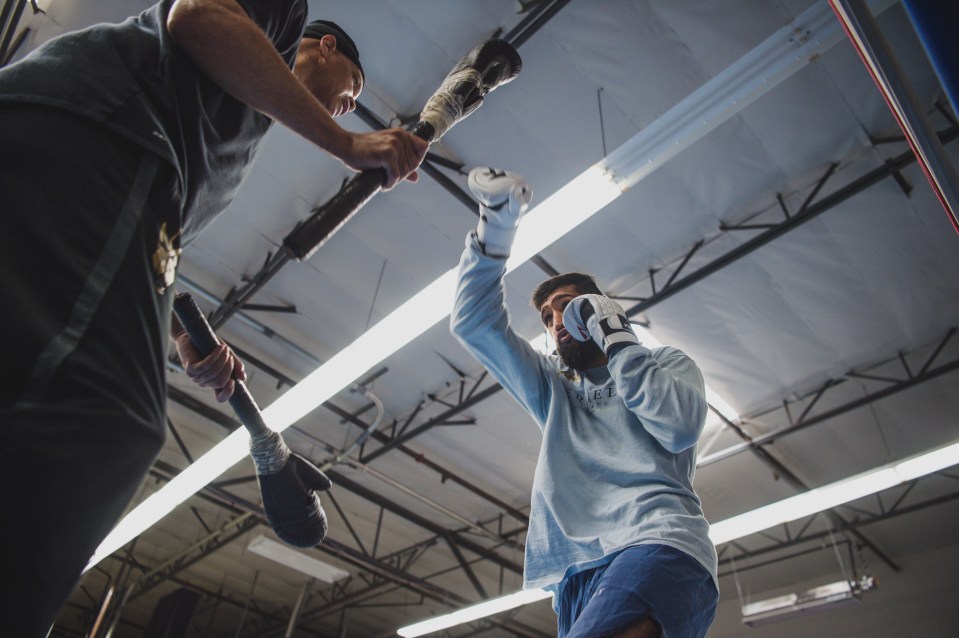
[563,294,639,355]
[468,167,532,257]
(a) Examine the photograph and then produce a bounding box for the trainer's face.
[538,285,606,370]
[295,35,363,117]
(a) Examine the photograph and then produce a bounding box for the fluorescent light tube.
[707,439,959,545]
[87,428,250,568]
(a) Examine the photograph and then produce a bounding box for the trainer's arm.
[167,0,425,190]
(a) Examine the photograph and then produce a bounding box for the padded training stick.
[284,38,522,261]
[173,292,332,547]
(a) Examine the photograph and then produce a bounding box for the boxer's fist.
[563,294,639,355]
[468,167,532,257]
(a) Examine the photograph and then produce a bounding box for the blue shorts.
[556,544,718,638]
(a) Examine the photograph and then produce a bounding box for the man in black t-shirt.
[0,1,427,634]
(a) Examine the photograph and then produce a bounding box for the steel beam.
[717,476,959,575]
[624,128,958,317]
[699,328,959,467]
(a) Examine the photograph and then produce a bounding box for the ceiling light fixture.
[87,0,892,570]
[740,576,877,627]
[246,534,350,583]
[742,576,876,627]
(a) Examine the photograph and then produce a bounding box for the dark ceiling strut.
[360,382,503,464]
[717,479,959,576]
[624,127,958,317]
[138,460,541,638]
[325,491,369,556]
[0,0,26,65]
[503,0,572,49]
[444,534,489,599]
[170,332,529,526]
[719,540,854,580]
[353,102,561,278]
[325,468,524,577]
[699,329,959,467]
[707,408,899,572]
[129,512,260,601]
[353,102,474,213]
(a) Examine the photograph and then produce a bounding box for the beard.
[556,338,604,370]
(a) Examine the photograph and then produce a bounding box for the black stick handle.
[173,292,268,436]
[283,121,435,261]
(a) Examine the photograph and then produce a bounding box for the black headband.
[302,19,364,80]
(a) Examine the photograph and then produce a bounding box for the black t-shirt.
[0,0,307,243]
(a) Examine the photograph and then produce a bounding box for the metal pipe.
[293,421,524,548]
[87,585,114,638]
[284,580,311,638]
[324,468,524,576]
[317,384,385,472]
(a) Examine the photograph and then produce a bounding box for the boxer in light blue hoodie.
[451,168,718,638]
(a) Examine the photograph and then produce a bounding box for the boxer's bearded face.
[556,334,604,370]
[539,285,606,371]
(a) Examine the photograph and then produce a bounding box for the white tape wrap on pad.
[249,429,291,476]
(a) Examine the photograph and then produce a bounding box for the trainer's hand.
[563,294,640,356]
[343,128,428,191]
[174,331,247,402]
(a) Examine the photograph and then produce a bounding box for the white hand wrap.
[563,294,639,355]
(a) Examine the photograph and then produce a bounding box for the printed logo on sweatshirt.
[564,384,617,412]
